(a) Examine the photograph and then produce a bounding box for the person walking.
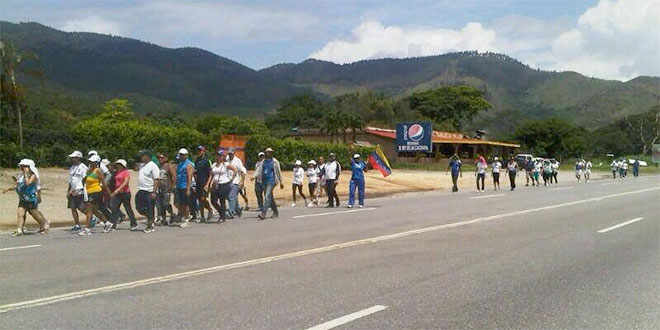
[194,146,213,222]
[532,159,541,186]
[175,148,194,227]
[447,155,462,192]
[6,159,49,236]
[324,153,341,207]
[252,152,266,213]
[156,153,175,226]
[542,159,553,186]
[107,159,137,232]
[206,150,236,223]
[506,158,518,191]
[348,154,368,208]
[584,160,593,183]
[610,159,618,180]
[475,155,487,192]
[525,159,535,186]
[258,148,283,220]
[633,159,640,177]
[135,151,160,233]
[79,155,111,236]
[575,159,584,183]
[227,148,247,218]
[317,156,327,199]
[67,151,88,232]
[551,160,559,184]
[306,160,320,207]
[291,160,307,207]
[621,159,628,178]
[491,157,502,191]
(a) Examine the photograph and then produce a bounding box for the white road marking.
[470,194,505,199]
[292,208,376,219]
[598,217,645,233]
[306,305,388,330]
[0,186,657,314]
[0,244,41,252]
[551,186,574,191]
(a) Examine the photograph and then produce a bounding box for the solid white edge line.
[470,194,505,199]
[0,186,658,314]
[0,244,41,252]
[292,208,376,219]
[306,305,388,330]
[597,217,645,233]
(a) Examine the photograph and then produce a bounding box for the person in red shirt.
[106,159,137,232]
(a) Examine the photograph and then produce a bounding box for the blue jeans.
[261,182,278,216]
[348,178,365,206]
[228,184,241,216]
[254,182,264,212]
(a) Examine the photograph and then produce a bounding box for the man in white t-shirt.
[67,151,88,231]
[324,153,341,207]
[136,151,160,233]
[491,157,502,191]
[227,148,247,218]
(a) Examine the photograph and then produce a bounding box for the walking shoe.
[143,227,155,234]
[347,205,353,208]
[291,203,296,207]
[89,216,97,228]
[272,212,279,219]
[11,230,24,237]
[257,213,266,220]
[130,226,139,231]
[358,205,363,208]
[71,224,81,232]
[78,228,92,236]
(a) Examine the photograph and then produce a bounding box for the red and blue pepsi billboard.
[396,122,433,152]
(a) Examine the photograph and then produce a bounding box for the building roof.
[364,127,520,148]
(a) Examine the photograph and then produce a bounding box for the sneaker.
[78,228,91,236]
[347,205,353,208]
[358,205,364,208]
[89,216,97,228]
[291,203,296,207]
[257,213,266,220]
[71,224,81,232]
[143,227,155,234]
[179,220,189,228]
[272,212,279,219]
[130,226,139,231]
[11,230,24,237]
[103,224,116,233]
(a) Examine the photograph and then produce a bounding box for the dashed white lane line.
[551,186,574,191]
[0,245,41,252]
[470,194,505,199]
[307,305,388,330]
[292,208,376,219]
[0,186,657,314]
[598,217,645,233]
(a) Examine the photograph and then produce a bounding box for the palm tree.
[0,40,41,150]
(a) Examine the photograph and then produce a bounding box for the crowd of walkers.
[5,146,372,237]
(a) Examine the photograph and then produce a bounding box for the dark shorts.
[86,192,104,207]
[19,200,38,210]
[195,185,208,197]
[175,188,189,205]
[67,194,84,210]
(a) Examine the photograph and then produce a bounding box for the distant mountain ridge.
[2,21,659,135]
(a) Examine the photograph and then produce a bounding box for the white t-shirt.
[622,162,628,170]
[492,161,502,174]
[476,162,487,174]
[229,157,246,185]
[325,161,340,180]
[211,162,231,185]
[292,167,305,185]
[137,161,160,192]
[307,167,319,184]
[507,162,518,172]
[586,161,592,170]
[69,163,88,193]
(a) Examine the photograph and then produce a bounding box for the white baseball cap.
[353,153,360,159]
[265,147,274,152]
[258,152,265,157]
[101,159,110,166]
[178,148,189,155]
[295,160,302,166]
[68,150,83,158]
[308,160,316,165]
[18,159,31,166]
[88,150,99,156]
[88,155,101,163]
[114,159,127,168]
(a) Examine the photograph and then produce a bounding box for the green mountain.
[2,21,659,135]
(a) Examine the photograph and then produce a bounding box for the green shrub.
[244,135,374,170]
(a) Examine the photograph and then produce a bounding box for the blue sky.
[2,1,659,80]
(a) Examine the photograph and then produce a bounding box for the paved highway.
[1,176,659,329]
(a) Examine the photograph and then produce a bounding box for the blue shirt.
[449,159,462,176]
[262,158,275,185]
[351,161,367,181]
[17,177,38,203]
[176,159,193,189]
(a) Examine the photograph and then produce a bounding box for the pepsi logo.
[407,124,424,142]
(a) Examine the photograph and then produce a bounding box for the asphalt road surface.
[1,175,659,329]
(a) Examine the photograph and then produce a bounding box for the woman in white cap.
[67,150,88,231]
[306,160,320,207]
[251,152,266,213]
[5,159,49,236]
[107,159,137,232]
[175,148,194,227]
[348,153,367,208]
[291,160,307,207]
[79,154,111,235]
[206,150,236,222]
[491,156,502,191]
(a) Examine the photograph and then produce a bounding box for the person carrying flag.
[348,154,368,208]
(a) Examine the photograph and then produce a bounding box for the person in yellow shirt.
[79,155,111,236]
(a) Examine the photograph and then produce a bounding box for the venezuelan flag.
[368,145,392,177]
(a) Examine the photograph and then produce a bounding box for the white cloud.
[310,21,497,64]
[310,0,660,81]
[60,16,122,35]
